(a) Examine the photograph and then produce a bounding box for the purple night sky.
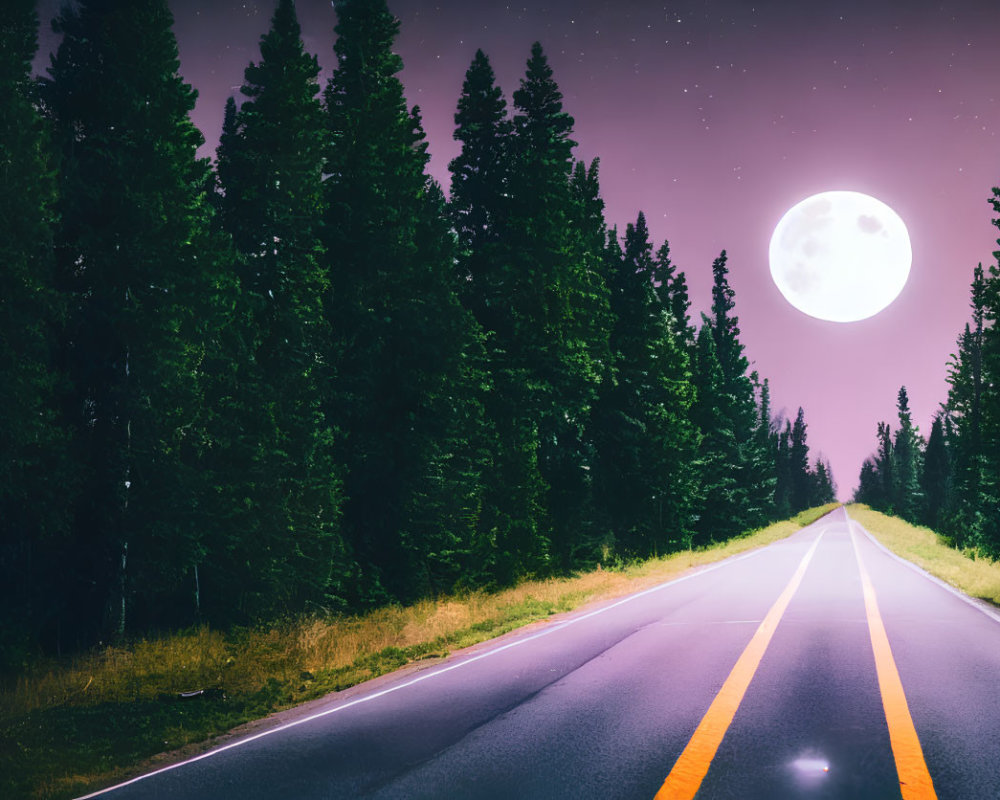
[36,0,1000,498]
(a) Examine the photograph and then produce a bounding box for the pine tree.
[892,386,923,521]
[789,407,812,513]
[774,418,793,517]
[448,49,547,584]
[592,213,697,558]
[449,48,511,316]
[210,0,345,619]
[0,0,74,662]
[499,42,611,568]
[323,0,486,603]
[856,419,897,512]
[43,0,236,637]
[559,157,615,563]
[690,318,742,543]
[977,189,1000,552]
[945,264,991,547]
[756,376,774,450]
[754,376,785,513]
[568,158,614,378]
[702,251,775,530]
[653,241,695,350]
[710,251,742,382]
[920,413,952,530]
[855,458,881,506]
[812,458,837,505]
[875,421,895,512]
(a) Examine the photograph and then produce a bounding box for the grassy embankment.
[1,503,838,800]
[847,503,1000,606]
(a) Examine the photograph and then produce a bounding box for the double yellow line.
[653,521,937,799]
[851,524,937,800]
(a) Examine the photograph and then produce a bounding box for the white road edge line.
[846,509,1000,627]
[78,528,819,798]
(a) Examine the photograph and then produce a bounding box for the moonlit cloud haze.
[37,0,1000,497]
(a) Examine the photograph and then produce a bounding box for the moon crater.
[857,214,883,235]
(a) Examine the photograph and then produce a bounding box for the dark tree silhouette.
[323,0,486,604]
[43,0,235,638]
[210,0,346,620]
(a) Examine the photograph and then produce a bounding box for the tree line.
[0,0,834,665]
[855,197,1000,553]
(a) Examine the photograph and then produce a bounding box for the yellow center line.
[653,532,824,800]
[849,522,938,800]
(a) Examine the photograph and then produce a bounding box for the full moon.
[768,191,912,322]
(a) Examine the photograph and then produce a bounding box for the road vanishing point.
[83,508,1000,799]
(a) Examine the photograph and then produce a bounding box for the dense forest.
[0,0,835,666]
[855,199,1000,554]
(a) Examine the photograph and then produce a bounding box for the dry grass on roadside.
[847,503,1000,606]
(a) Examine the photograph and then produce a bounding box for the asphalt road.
[85,508,1000,799]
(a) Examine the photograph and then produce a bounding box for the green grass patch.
[847,504,1000,606]
[2,503,839,800]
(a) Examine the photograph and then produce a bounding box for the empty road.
[85,508,1000,799]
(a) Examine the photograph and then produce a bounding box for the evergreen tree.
[214,96,239,223]
[756,377,774,449]
[0,0,74,661]
[210,0,345,619]
[690,318,741,543]
[856,420,898,512]
[501,42,610,568]
[43,0,235,637]
[978,189,1000,552]
[874,421,895,511]
[812,458,837,505]
[789,407,812,513]
[710,251,742,382]
[568,158,614,375]
[855,458,881,506]
[591,213,697,558]
[945,264,990,547]
[773,417,793,517]
[449,48,511,314]
[754,376,786,514]
[653,241,695,349]
[448,49,546,585]
[558,157,615,564]
[702,251,775,530]
[921,413,952,530]
[892,386,923,522]
[323,0,486,603]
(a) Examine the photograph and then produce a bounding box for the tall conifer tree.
[875,421,895,511]
[592,213,696,557]
[921,414,952,529]
[812,458,837,505]
[448,49,547,584]
[701,252,775,531]
[211,0,345,619]
[855,458,881,507]
[789,407,812,512]
[43,0,235,636]
[0,0,74,659]
[504,42,610,567]
[690,319,740,543]
[892,386,922,521]
[450,49,511,315]
[945,264,990,546]
[654,242,695,350]
[323,0,485,603]
[774,418,793,517]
